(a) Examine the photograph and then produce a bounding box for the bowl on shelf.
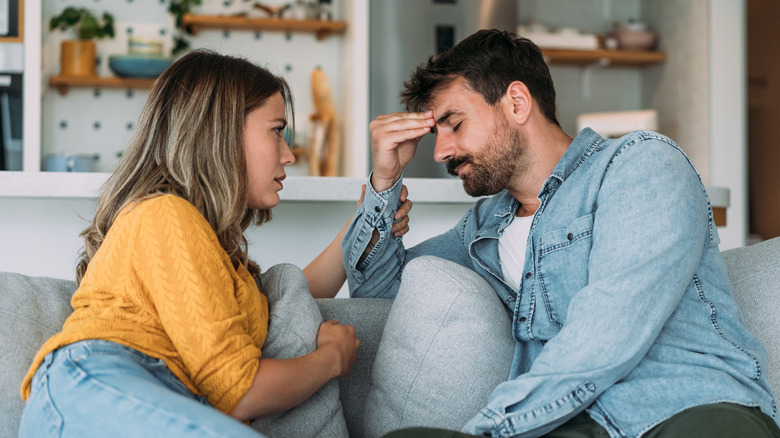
[609,20,658,51]
[613,29,657,51]
[128,37,164,56]
[108,54,173,79]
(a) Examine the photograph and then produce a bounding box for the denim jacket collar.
[540,127,605,200]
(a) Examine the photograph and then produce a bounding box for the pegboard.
[41,0,345,175]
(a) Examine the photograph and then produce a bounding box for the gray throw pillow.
[362,256,515,437]
[250,263,349,438]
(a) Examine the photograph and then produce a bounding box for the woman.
[18,50,411,437]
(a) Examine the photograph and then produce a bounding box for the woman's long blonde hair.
[76,50,294,284]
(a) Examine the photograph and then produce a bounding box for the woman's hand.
[231,320,360,421]
[316,320,360,378]
[393,185,413,237]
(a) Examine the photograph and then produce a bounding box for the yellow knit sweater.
[21,195,269,414]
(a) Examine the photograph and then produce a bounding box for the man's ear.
[504,81,532,125]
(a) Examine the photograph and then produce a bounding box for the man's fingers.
[373,111,432,123]
[371,112,435,134]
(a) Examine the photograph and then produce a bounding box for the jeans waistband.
[59,340,160,364]
[46,340,209,406]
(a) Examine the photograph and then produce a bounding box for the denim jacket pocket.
[538,213,594,328]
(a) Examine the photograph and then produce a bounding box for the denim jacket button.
[525,272,532,279]
[567,232,574,241]
[518,316,527,323]
[374,206,381,213]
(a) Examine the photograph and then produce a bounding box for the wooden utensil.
[309,67,340,176]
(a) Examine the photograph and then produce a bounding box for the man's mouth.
[446,157,471,177]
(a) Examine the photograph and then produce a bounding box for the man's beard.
[446,118,526,197]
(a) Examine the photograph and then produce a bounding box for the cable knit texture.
[20,195,268,414]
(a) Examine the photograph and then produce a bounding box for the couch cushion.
[722,237,780,401]
[0,272,76,438]
[362,256,516,438]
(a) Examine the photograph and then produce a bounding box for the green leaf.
[60,8,82,26]
[172,35,190,56]
[79,15,98,39]
[50,7,115,40]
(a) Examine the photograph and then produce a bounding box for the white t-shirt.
[498,214,534,292]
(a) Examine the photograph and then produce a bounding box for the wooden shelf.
[49,75,157,95]
[542,48,666,66]
[182,14,347,40]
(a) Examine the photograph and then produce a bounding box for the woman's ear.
[505,81,532,125]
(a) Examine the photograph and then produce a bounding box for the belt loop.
[43,351,54,366]
[40,350,55,373]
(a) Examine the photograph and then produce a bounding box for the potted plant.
[50,7,115,77]
[168,0,201,55]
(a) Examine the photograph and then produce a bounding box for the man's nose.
[433,133,454,163]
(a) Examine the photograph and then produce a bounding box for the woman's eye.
[453,121,463,132]
[273,127,284,136]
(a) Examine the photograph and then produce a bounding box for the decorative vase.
[60,40,96,77]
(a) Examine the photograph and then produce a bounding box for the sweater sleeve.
[128,196,263,414]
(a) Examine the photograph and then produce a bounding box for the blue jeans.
[19,340,264,438]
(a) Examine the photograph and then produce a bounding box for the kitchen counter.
[0,172,474,203]
[0,172,730,215]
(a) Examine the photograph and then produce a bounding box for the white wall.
[643,0,710,183]
[708,0,747,249]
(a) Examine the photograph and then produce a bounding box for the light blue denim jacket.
[342,129,778,438]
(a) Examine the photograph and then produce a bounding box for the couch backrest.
[0,272,76,438]
[722,237,780,401]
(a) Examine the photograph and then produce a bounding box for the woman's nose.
[282,142,296,165]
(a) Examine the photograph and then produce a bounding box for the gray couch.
[2,237,779,438]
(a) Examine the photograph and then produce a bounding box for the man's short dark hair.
[401,29,559,127]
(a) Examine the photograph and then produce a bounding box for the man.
[342,29,779,437]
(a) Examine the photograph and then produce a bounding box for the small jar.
[317,0,332,21]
